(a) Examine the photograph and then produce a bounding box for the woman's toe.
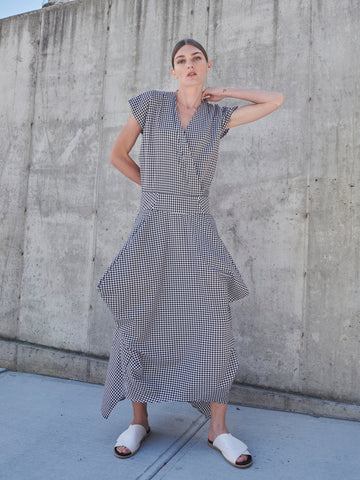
[116,446,131,455]
[236,454,251,465]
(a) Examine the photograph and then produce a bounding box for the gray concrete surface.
[0,0,359,417]
[1,369,360,480]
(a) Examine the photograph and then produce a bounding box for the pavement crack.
[135,415,208,480]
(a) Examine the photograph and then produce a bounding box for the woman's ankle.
[208,423,229,440]
[132,414,149,427]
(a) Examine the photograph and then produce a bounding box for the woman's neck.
[175,87,203,110]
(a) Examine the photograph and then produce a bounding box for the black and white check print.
[97,90,249,419]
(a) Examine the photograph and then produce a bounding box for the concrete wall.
[1,0,359,420]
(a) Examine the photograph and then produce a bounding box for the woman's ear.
[171,68,178,79]
[207,60,212,72]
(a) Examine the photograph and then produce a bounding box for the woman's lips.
[187,72,197,77]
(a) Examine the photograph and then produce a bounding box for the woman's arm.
[109,114,142,185]
[203,87,285,127]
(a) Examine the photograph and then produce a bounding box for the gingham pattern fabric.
[97,90,249,420]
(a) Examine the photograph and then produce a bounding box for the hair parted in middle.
[171,39,209,68]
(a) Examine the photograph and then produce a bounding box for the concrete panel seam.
[135,415,208,480]
[232,381,360,409]
[299,0,314,394]
[204,0,211,51]
[230,382,360,422]
[15,7,44,344]
[86,0,113,353]
[0,336,109,362]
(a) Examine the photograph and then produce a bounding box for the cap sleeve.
[220,105,238,139]
[128,90,155,131]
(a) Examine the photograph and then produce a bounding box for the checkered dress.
[97,90,249,420]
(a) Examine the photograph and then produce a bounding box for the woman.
[97,38,284,469]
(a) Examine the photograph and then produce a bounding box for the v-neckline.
[172,91,204,133]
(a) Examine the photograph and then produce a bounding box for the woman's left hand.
[202,87,228,102]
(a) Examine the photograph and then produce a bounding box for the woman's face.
[171,44,211,87]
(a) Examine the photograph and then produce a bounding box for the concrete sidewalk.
[1,369,359,480]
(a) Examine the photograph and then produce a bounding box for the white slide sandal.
[208,433,253,468]
[114,424,151,458]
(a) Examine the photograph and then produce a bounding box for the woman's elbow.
[269,93,284,112]
[276,93,285,107]
[109,152,123,167]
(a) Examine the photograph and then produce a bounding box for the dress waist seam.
[140,190,210,214]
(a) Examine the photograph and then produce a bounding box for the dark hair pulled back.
[171,39,208,68]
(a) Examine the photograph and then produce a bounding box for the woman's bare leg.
[208,402,249,464]
[115,401,150,455]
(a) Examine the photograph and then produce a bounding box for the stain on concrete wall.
[0,0,359,416]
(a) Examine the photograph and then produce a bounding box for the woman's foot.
[208,431,253,468]
[115,401,149,456]
[208,402,252,467]
[114,423,151,458]
[208,426,250,465]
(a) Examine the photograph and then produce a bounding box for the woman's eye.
[194,56,202,61]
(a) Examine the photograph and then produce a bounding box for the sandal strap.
[114,424,148,452]
[213,433,250,464]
